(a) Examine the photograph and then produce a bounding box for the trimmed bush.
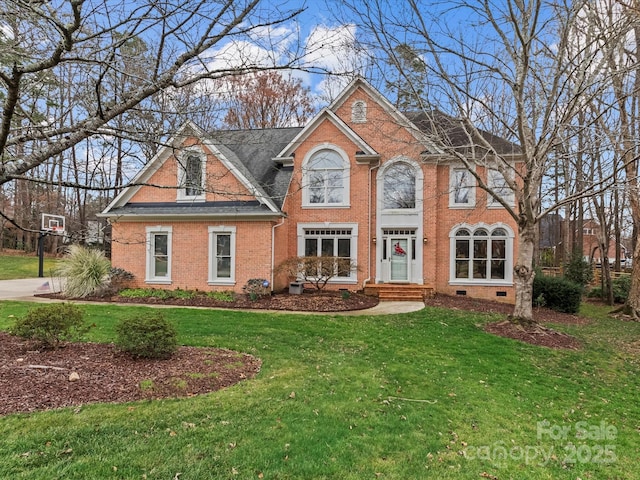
[115,312,178,359]
[533,274,582,314]
[55,245,111,297]
[11,303,85,349]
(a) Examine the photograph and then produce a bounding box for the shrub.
[243,278,270,299]
[533,274,582,314]
[563,250,593,287]
[115,311,178,359]
[11,303,86,349]
[55,245,111,297]
[612,275,631,303]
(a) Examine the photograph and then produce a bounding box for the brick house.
[100,78,520,302]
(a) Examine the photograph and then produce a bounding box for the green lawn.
[0,301,637,479]
[0,254,59,280]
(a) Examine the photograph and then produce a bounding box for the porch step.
[364,284,434,302]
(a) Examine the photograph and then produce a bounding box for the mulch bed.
[39,289,380,312]
[424,294,587,350]
[0,332,261,416]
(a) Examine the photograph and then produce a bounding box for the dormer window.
[177,150,205,201]
[351,100,367,123]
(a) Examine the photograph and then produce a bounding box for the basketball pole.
[38,231,47,278]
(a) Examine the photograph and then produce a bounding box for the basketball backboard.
[41,213,66,234]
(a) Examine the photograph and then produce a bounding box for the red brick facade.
[102,79,519,303]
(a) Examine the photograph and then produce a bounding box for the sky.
[198,0,368,103]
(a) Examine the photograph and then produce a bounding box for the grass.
[0,254,59,280]
[0,300,638,479]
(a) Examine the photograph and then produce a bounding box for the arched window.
[452,225,512,282]
[177,149,205,201]
[383,162,416,209]
[352,100,367,123]
[304,148,349,206]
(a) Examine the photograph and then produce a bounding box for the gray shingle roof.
[405,111,520,156]
[210,127,302,208]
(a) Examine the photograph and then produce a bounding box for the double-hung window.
[146,226,172,283]
[208,226,236,284]
[487,169,514,207]
[449,167,475,207]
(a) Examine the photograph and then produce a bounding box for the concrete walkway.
[0,278,425,315]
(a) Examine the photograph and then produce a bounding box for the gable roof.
[276,107,378,160]
[101,122,301,218]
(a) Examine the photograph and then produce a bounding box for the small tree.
[276,256,359,290]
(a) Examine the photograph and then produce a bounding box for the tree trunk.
[512,222,536,324]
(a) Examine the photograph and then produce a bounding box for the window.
[303,148,349,207]
[451,225,512,284]
[297,223,358,282]
[383,162,416,209]
[146,226,172,283]
[352,100,367,123]
[487,168,514,207]
[178,151,205,201]
[450,167,475,207]
[208,226,236,284]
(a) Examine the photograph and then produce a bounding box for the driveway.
[0,278,59,301]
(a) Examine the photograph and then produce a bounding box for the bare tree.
[221,71,317,129]
[0,0,306,225]
[340,0,627,323]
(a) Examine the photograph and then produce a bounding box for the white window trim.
[208,225,236,285]
[449,222,514,285]
[145,226,172,284]
[177,147,206,202]
[301,144,351,208]
[487,168,515,209]
[297,222,358,284]
[378,157,423,213]
[449,165,476,208]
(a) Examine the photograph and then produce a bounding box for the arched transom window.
[304,148,349,206]
[451,225,512,283]
[383,162,416,209]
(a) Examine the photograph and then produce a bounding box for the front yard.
[0,300,638,479]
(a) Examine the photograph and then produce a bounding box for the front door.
[388,237,409,282]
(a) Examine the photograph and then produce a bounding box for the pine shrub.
[55,245,111,297]
[533,275,582,314]
[115,312,178,359]
[11,303,85,349]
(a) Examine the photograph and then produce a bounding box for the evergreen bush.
[115,311,178,359]
[563,250,593,287]
[11,303,85,349]
[533,275,582,314]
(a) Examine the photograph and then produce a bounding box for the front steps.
[363,283,434,302]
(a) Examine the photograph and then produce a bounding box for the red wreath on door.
[394,242,406,256]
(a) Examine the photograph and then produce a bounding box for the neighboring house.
[582,219,629,267]
[100,78,520,302]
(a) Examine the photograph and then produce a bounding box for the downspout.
[271,215,286,291]
[362,163,380,289]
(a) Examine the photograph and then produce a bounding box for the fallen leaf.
[289,391,296,399]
